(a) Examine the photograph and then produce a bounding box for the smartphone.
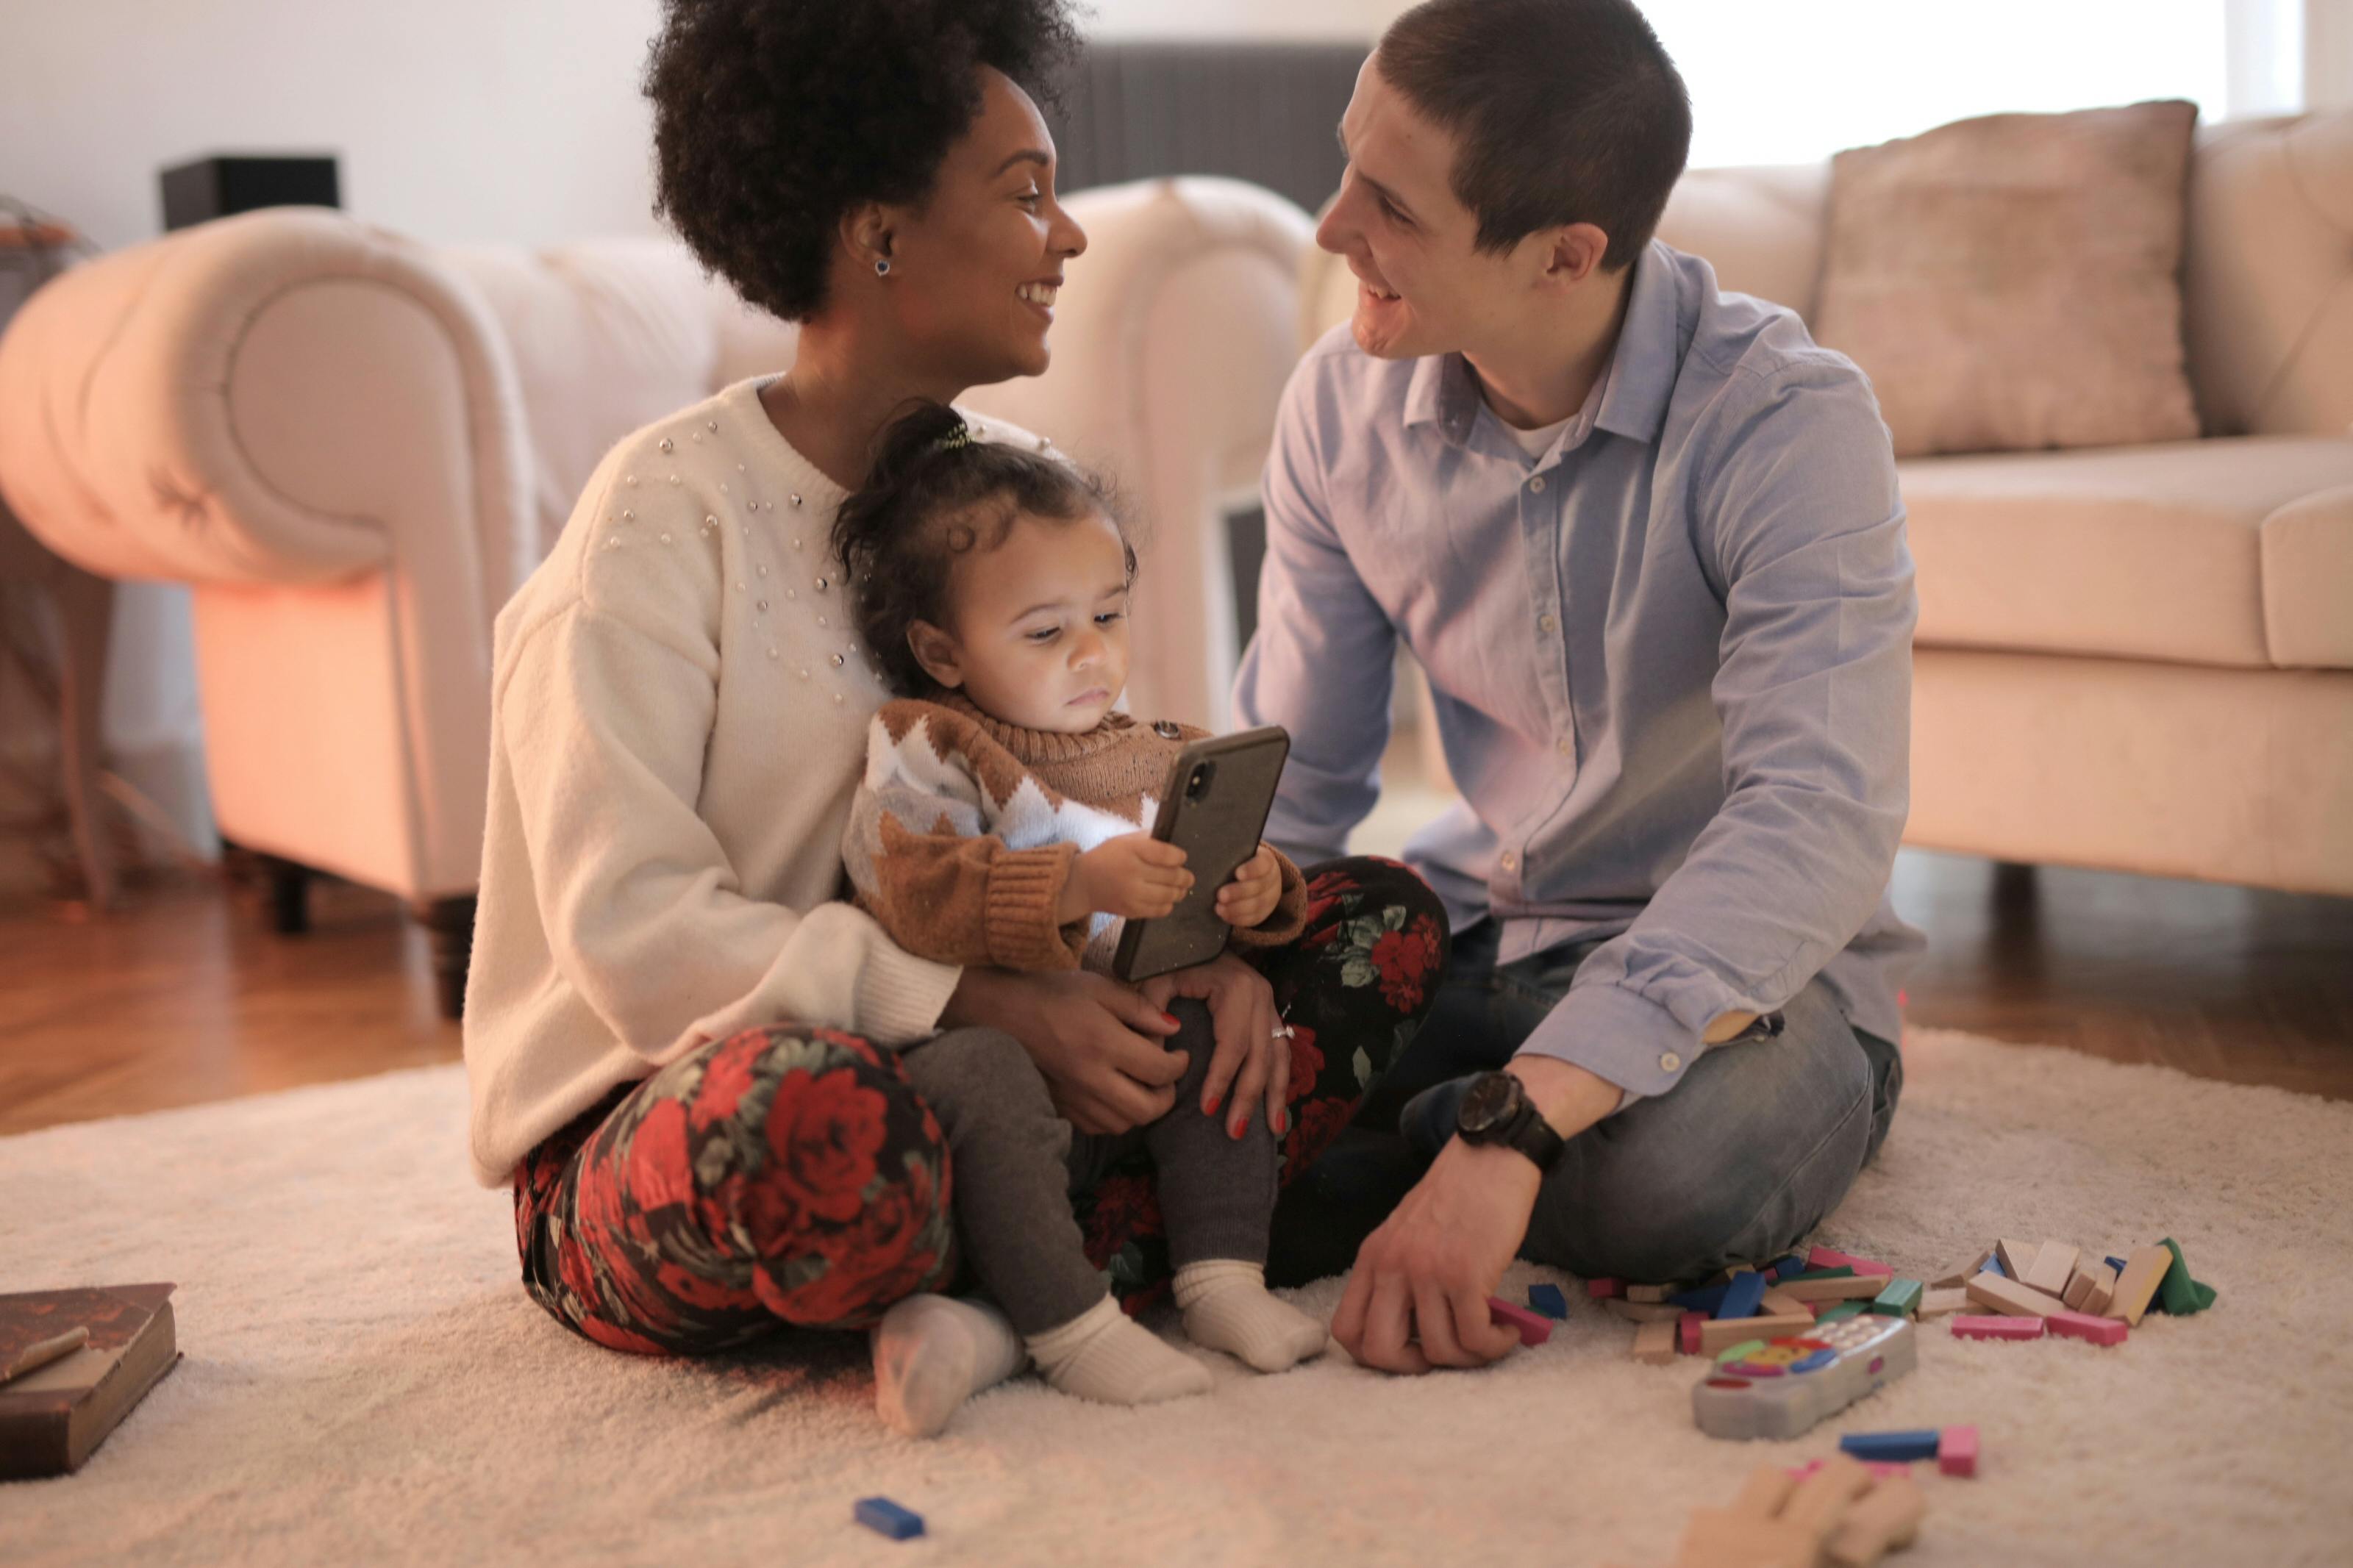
[1110,726,1293,984]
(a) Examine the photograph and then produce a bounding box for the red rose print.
[654,1261,748,1313]
[1284,1024,1326,1106]
[1281,1095,1355,1175]
[579,1317,671,1356]
[621,1098,695,1214]
[767,1067,889,1225]
[692,1039,760,1129]
[763,1159,945,1325]
[1082,1173,1164,1266]
[1371,918,1440,1012]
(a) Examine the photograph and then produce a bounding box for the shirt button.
[1500,850,1518,872]
[1660,1051,1683,1073]
[1538,613,1557,633]
[1528,475,1546,493]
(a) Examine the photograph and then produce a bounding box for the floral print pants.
[513,856,1446,1355]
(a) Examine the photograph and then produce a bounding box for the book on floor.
[0,1283,181,1480]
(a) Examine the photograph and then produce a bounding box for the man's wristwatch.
[1452,1070,1567,1173]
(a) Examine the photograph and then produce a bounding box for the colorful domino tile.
[1839,1429,1940,1463]
[1527,1283,1569,1320]
[854,1497,926,1541]
[1951,1314,2045,1341]
[2048,1310,2129,1346]
[1488,1296,1553,1346]
[1938,1425,1979,1478]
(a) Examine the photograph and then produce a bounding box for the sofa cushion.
[1902,436,2353,670]
[1814,101,2202,458]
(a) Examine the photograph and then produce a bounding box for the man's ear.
[1536,221,1613,290]
[907,620,964,688]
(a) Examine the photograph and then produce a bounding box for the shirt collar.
[1400,239,1681,450]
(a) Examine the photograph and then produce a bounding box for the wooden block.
[1779,1273,1888,1303]
[2062,1264,2099,1310]
[2105,1244,2174,1327]
[1679,1310,1704,1355]
[1813,1301,1868,1326]
[2022,1240,2079,1298]
[1585,1276,1624,1299]
[1699,1312,1813,1355]
[1938,1423,1979,1478]
[1488,1296,1553,1346]
[1824,1472,1928,1567]
[1952,1314,2044,1340]
[1918,1287,1971,1319]
[2080,1262,2117,1317]
[1805,1246,1894,1278]
[1759,1286,1809,1317]
[2049,1309,2128,1347]
[1933,1248,1996,1290]
[1868,1278,1924,1317]
[1716,1271,1769,1321]
[1965,1270,2067,1319]
[1625,1283,1673,1303]
[1604,1297,1685,1323]
[1995,1239,2039,1278]
[1631,1317,1678,1365]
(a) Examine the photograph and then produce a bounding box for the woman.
[463,0,1448,1433]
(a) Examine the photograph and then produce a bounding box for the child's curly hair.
[833,401,1138,697]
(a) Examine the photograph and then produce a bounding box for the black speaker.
[159,154,340,232]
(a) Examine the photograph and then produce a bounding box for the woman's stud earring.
[874,257,890,277]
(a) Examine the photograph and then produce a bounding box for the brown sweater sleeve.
[843,704,1090,973]
[1225,846,1310,951]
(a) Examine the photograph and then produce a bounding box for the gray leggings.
[897,998,1276,1336]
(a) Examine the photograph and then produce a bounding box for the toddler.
[837,401,1329,1436]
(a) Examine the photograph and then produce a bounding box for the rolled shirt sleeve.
[1513,361,1916,1102]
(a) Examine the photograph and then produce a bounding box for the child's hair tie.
[935,423,972,453]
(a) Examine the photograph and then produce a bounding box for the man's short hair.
[1377,0,1692,271]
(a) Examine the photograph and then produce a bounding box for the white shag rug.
[4,1028,2350,1568]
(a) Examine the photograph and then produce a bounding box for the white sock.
[1173,1259,1330,1373]
[1023,1295,1213,1407]
[870,1294,1026,1439]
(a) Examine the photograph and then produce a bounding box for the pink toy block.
[1585,1277,1624,1299]
[1938,1425,1979,1478]
[1804,1246,1894,1278]
[1678,1310,1704,1355]
[2049,1310,2129,1347]
[1487,1297,1552,1347]
[1951,1314,2045,1341]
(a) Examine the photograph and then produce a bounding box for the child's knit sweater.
[844,692,1307,973]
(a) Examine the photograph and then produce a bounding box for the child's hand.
[1214,843,1282,929]
[1065,834,1193,923]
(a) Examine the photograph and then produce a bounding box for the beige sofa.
[0,177,1313,1011]
[1304,110,2353,898]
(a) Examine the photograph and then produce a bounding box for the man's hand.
[1213,842,1284,929]
[1136,952,1285,1139]
[938,967,1187,1136]
[1331,1136,1536,1372]
[1061,833,1193,925]
[1332,1054,1627,1374]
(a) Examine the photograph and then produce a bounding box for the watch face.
[1457,1073,1520,1136]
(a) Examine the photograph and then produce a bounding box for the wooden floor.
[1,848,2349,1137]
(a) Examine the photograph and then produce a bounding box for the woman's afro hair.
[644,0,1084,322]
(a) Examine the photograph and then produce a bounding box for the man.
[1236,0,1924,1375]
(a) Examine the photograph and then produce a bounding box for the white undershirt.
[1501,412,1576,460]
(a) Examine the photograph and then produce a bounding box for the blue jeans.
[1266,921,1903,1287]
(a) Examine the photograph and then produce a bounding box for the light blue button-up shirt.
[1234,240,1925,1103]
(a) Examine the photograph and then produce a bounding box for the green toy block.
[2152,1238,2218,1315]
[1783,1266,1857,1284]
[1813,1301,1868,1326]
[1869,1278,1924,1317]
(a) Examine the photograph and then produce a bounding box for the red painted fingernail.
[1204,1095,1221,1116]
[1229,1118,1245,1139]
[1275,1110,1288,1134]
[1163,1012,1180,1028]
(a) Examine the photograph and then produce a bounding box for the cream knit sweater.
[463,376,1040,1186]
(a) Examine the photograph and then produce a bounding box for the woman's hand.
[1138,952,1288,1141]
[938,967,1188,1136]
[1214,842,1283,929]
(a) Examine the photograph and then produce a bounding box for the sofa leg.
[259,854,313,935]
[416,895,477,1022]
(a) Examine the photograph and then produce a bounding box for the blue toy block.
[1717,1270,1768,1321]
[1671,1282,1731,1314]
[1984,1253,2007,1278]
[1839,1430,1941,1464]
[1528,1284,1569,1320]
[855,1497,926,1541]
[2106,1256,2130,1275]
[1767,1253,1807,1282]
